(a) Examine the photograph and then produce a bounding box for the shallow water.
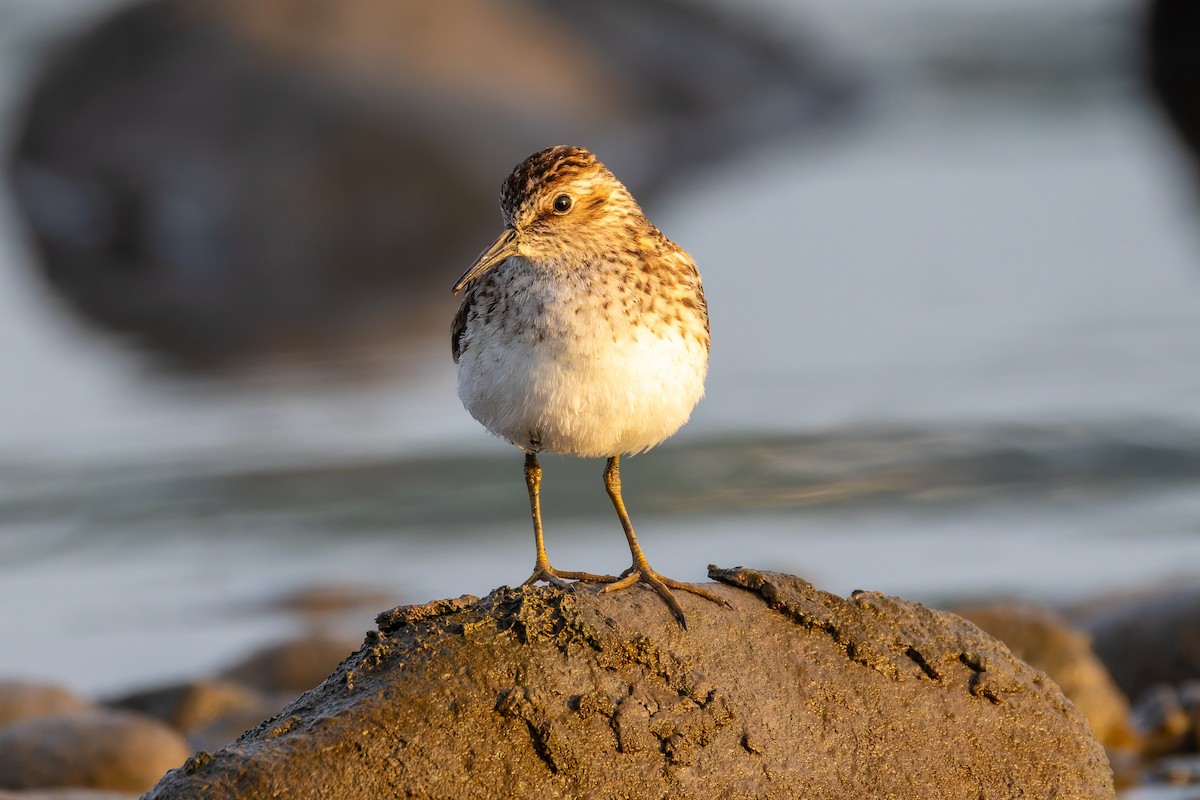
[1,0,1199,695]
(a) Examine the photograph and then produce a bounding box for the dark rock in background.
[1145,0,1200,174]
[1081,587,1200,705]
[108,680,267,739]
[1131,682,1200,758]
[145,566,1113,799]
[6,0,855,369]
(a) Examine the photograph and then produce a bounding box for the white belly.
[457,317,707,458]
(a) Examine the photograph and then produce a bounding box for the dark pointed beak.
[452,227,520,295]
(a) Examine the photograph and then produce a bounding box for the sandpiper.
[451,145,725,627]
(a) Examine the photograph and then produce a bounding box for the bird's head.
[452,145,644,295]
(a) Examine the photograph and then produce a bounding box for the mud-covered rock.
[0,710,190,793]
[0,682,91,728]
[145,567,1113,799]
[956,601,1137,751]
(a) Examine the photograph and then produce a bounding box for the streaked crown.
[500,145,611,225]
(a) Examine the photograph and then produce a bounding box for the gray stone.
[145,566,1113,799]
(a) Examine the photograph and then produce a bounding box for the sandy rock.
[0,682,91,728]
[1082,586,1200,702]
[0,710,190,793]
[219,635,360,694]
[956,601,1137,750]
[145,566,1113,799]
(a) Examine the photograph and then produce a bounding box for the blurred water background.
[1,0,1199,695]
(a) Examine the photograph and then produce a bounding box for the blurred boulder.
[261,583,395,618]
[108,679,289,752]
[1131,682,1200,758]
[1145,0,1200,172]
[107,680,267,737]
[145,568,1112,798]
[0,710,190,793]
[956,601,1138,752]
[0,682,91,728]
[1148,753,1200,785]
[1081,586,1200,704]
[7,0,855,369]
[218,634,360,694]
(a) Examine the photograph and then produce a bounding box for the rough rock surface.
[956,601,1137,751]
[145,566,1113,799]
[0,710,191,793]
[0,682,92,727]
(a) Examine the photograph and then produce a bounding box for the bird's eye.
[552,194,573,214]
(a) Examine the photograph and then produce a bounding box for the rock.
[955,601,1138,751]
[1131,682,1200,758]
[0,682,91,727]
[145,567,1113,799]
[219,635,360,694]
[0,710,190,793]
[1149,753,1200,785]
[107,680,268,736]
[7,0,854,368]
[108,680,289,752]
[1080,586,1200,703]
[187,700,292,754]
[1146,0,1200,172]
[263,584,395,618]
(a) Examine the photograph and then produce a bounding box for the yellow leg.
[520,452,615,587]
[601,455,729,628]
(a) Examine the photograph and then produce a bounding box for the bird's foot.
[601,565,731,629]
[522,564,617,590]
